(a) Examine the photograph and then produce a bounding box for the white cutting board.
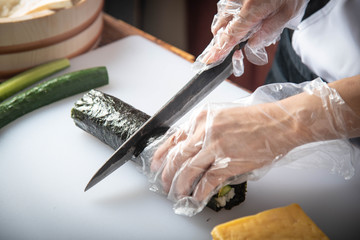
[0,35,359,240]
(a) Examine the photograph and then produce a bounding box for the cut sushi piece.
[207,183,247,212]
[71,89,246,211]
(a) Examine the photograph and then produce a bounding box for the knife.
[85,41,247,191]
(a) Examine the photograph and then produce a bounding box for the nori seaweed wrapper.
[71,89,246,212]
[71,89,151,150]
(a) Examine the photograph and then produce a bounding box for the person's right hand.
[194,0,309,76]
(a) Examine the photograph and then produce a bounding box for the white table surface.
[1,35,359,240]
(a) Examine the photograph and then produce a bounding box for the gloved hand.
[193,0,309,76]
[139,78,360,216]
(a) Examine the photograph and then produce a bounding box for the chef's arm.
[279,75,360,145]
[146,76,360,214]
[329,75,360,119]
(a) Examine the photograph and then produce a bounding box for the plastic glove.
[193,0,309,76]
[139,78,360,216]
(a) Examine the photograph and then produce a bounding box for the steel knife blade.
[85,41,247,191]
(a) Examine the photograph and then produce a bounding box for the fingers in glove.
[247,7,295,49]
[151,129,187,172]
[170,148,216,198]
[211,0,243,36]
[152,109,208,192]
[192,159,265,203]
[202,6,262,66]
[232,49,244,76]
[161,139,203,193]
[201,31,239,65]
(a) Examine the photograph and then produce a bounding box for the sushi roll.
[71,89,246,212]
[70,89,152,151]
[207,183,247,212]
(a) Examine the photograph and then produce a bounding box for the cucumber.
[218,185,232,197]
[0,58,70,102]
[0,66,108,129]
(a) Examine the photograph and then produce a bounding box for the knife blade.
[85,41,247,191]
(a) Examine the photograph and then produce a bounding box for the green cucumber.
[0,66,108,129]
[218,185,232,197]
[0,58,70,102]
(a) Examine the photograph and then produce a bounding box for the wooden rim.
[0,1,103,54]
[0,13,103,79]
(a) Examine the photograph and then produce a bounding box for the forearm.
[278,76,360,147]
[328,75,360,117]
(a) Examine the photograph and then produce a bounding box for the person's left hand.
[142,78,360,216]
[150,102,300,206]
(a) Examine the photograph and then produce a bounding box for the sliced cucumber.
[218,185,232,197]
